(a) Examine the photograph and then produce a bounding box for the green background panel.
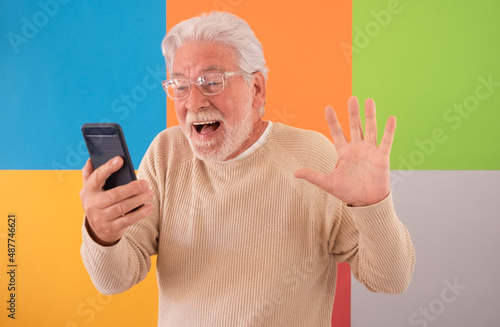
[352,0,500,169]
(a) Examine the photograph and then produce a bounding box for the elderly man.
[80,11,415,326]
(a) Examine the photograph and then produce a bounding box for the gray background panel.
[352,170,500,327]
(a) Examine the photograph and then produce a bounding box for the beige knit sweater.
[81,122,415,326]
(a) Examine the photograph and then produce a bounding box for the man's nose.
[185,84,210,112]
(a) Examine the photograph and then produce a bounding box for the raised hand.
[80,157,154,246]
[294,96,396,207]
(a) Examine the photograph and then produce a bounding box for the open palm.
[295,96,396,207]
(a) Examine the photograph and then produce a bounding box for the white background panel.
[352,170,500,327]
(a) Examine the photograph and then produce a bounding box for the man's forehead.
[170,42,237,77]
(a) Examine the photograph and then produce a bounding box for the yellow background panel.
[0,171,158,326]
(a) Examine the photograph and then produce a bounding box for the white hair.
[162,11,268,83]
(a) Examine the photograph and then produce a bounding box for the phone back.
[82,123,136,190]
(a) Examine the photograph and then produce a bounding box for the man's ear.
[251,71,266,110]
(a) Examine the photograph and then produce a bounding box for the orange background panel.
[166,0,352,137]
[166,2,352,326]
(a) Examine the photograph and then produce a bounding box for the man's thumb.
[294,169,331,192]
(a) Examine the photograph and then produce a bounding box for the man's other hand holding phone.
[80,156,154,246]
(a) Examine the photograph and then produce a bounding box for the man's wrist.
[84,218,120,247]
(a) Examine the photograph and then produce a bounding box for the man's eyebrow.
[201,65,225,72]
[170,72,185,78]
[170,65,226,79]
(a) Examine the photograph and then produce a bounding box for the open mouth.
[193,121,221,135]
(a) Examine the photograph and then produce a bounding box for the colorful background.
[1,0,499,326]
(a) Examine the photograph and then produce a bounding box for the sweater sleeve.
[80,135,162,295]
[280,124,415,293]
[329,192,415,294]
[80,218,156,295]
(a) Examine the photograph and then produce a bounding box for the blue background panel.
[0,0,167,170]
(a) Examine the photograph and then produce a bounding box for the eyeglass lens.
[167,73,225,99]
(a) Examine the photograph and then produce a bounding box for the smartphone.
[81,123,137,190]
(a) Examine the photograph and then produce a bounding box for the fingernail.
[140,180,149,190]
[112,157,120,165]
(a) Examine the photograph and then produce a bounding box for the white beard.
[182,104,254,162]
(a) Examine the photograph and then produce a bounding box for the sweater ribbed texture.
[81,122,415,326]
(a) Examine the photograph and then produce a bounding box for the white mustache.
[186,108,226,125]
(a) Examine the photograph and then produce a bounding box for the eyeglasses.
[162,71,243,100]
